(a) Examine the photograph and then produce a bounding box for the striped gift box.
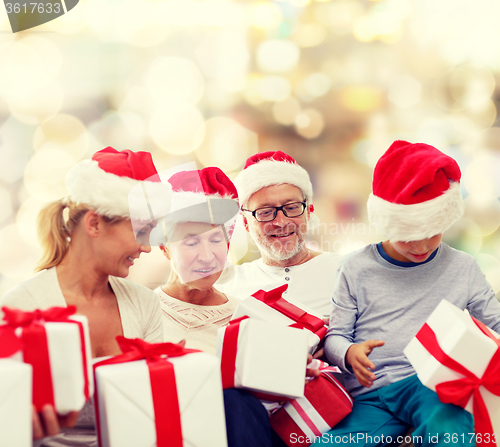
[271,366,353,446]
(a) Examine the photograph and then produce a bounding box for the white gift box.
[1,309,94,415]
[217,318,309,399]
[41,315,93,414]
[404,299,500,437]
[17,314,93,415]
[94,351,228,447]
[0,359,32,447]
[231,294,325,354]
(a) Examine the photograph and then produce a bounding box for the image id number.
[5,3,62,14]
[443,433,498,444]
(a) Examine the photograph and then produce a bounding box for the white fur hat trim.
[65,159,172,221]
[367,182,464,242]
[234,159,313,208]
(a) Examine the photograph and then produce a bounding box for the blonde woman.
[1,147,171,445]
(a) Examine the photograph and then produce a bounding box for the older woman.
[154,167,240,354]
[152,167,285,447]
[1,147,171,445]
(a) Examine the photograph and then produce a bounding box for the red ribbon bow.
[2,306,78,326]
[0,306,78,357]
[94,336,199,447]
[0,306,90,411]
[252,285,327,338]
[416,318,500,445]
[114,336,198,361]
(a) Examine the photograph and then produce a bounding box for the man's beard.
[249,225,306,262]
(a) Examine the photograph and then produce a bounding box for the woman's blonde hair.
[34,200,122,272]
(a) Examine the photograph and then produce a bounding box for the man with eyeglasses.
[216,151,340,318]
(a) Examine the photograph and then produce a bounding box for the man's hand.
[346,340,385,388]
[32,404,80,440]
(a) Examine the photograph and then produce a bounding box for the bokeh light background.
[2,0,500,296]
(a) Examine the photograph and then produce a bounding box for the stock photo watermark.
[243,220,381,256]
[3,0,79,32]
[308,221,381,253]
[290,432,497,445]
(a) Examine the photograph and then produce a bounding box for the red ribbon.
[416,318,500,445]
[219,316,292,402]
[220,316,248,389]
[0,306,90,411]
[252,285,326,338]
[93,336,200,447]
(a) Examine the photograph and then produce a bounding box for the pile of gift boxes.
[6,286,498,447]
[0,306,92,447]
[0,284,353,447]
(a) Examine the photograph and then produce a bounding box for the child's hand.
[312,347,325,359]
[306,354,319,383]
[346,340,385,388]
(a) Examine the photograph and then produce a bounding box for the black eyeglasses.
[242,202,307,222]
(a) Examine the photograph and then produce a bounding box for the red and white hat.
[64,147,172,221]
[165,167,239,227]
[234,151,313,208]
[367,140,464,242]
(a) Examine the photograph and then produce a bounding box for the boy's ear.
[83,210,101,238]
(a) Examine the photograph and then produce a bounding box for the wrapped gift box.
[404,299,500,443]
[1,306,93,415]
[217,317,309,400]
[94,337,227,447]
[231,285,327,354]
[0,359,32,447]
[270,366,353,447]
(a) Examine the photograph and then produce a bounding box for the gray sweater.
[325,242,500,397]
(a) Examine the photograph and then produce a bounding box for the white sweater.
[215,252,340,318]
[155,286,239,355]
[1,267,163,343]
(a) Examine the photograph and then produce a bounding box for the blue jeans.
[313,374,474,447]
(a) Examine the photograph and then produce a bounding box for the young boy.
[318,141,500,446]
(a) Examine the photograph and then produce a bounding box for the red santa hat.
[234,151,313,208]
[169,167,238,201]
[166,167,239,226]
[64,147,172,221]
[149,167,240,246]
[367,140,464,242]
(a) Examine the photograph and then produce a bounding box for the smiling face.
[97,218,152,278]
[383,234,443,263]
[166,222,229,288]
[243,184,309,266]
